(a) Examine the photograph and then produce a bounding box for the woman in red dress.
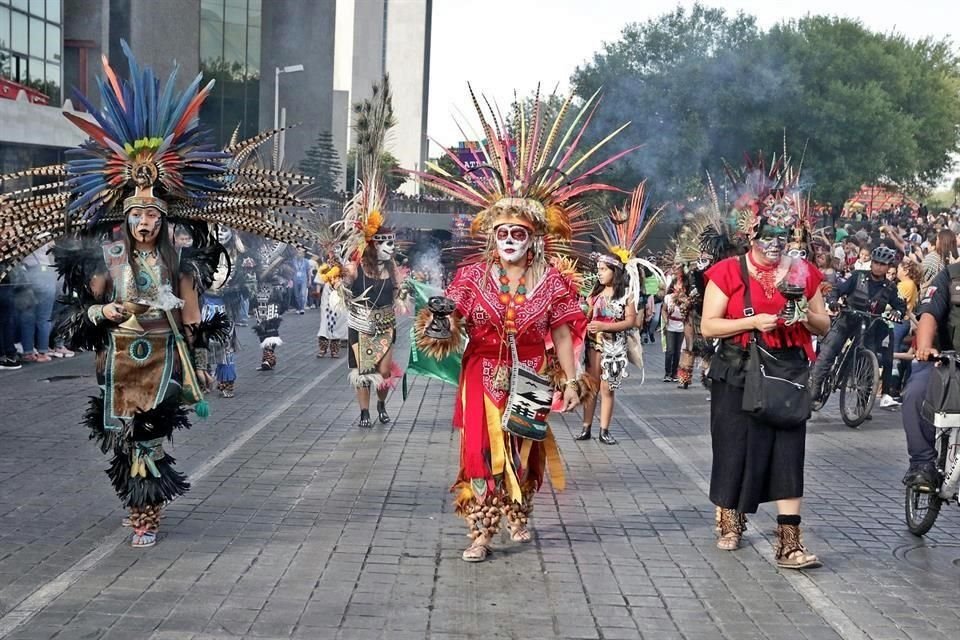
[414,88,632,562]
[701,157,830,569]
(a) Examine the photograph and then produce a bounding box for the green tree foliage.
[345,149,405,193]
[571,2,960,205]
[299,130,343,198]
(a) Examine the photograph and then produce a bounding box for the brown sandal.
[716,507,747,551]
[775,524,821,569]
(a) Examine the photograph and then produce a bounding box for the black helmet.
[871,245,897,265]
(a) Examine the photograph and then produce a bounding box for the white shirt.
[664,293,685,332]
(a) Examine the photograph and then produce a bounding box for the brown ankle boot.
[330,339,341,358]
[316,337,329,357]
[716,507,747,550]
[774,523,821,569]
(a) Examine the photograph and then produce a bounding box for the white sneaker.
[879,394,901,408]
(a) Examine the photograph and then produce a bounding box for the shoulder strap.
[739,255,763,346]
[738,256,754,317]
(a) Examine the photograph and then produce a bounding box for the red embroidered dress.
[445,262,586,508]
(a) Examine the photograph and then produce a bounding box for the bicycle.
[905,351,960,536]
[811,309,885,428]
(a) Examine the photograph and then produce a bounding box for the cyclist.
[901,264,959,490]
[809,245,905,406]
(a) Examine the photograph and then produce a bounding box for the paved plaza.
[0,312,958,640]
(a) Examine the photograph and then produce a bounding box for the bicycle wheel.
[905,432,949,536]
[839,349,878,428]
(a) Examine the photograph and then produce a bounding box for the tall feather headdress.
[335,75,397,263]
[671,173,740,266]
[724,138,810,246]
[593,182,666,306]
[0,40,322,277]
[409,85,638,264]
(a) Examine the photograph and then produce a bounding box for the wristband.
[88,304,106,325]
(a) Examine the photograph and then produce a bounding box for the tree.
[345,148,405,193]
[299,130,343,198]
[570,3,960,205]
[951,177,960,204]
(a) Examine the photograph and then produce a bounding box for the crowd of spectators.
[814,203,960,403]
[0,241,75,370]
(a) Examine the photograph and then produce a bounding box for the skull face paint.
[217,225,234,245]
[127,206,162,246]
[494,224,532,264]
[756,225,789,264]
[375,237,396,262]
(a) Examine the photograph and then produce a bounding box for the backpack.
[946,264,960,354]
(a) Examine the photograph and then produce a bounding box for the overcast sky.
[427,0,958,183]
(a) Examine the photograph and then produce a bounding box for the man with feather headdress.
[0,42,322,548]
[411,85,638,562]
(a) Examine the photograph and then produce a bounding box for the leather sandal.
[509,525,532,543]
[775,524,821,569]
[716,508,747,551]
[462,539,491,562]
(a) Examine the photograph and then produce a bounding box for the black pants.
[664,330,683,377]
[901,361,937,466]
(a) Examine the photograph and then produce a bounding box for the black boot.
[598,429,618,445]
[377,401,391,424]
[359,409,372,428]
[575,425,592,440]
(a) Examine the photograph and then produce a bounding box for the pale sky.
[427,0,959,183]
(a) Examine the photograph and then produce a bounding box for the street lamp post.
[273,64,304,168]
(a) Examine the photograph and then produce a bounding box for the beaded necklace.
[498,264,527,335]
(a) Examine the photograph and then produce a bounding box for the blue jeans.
[0,283,17,359]
[294,280,307,311]
[19,267,56,353]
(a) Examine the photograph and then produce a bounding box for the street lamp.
[273,64,304,167]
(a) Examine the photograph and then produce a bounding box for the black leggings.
[665,330,684,377]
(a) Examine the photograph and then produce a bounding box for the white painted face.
[376,238,396,262]
[217,225,233,245]
[495,224,532,264]
[127,206,162,245]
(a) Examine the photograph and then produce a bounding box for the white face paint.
[495,224,532,264]
[127,207,162,246]
[217,226,233,245]
[376,238,396,262]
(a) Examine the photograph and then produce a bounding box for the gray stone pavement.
[0,311,958,640]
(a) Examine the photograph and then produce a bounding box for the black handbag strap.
[738,255,764,347]
[738,256,754,318]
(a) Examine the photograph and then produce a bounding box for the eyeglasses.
[495,225,530,242]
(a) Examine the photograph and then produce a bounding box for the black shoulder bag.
[738,256,812,429]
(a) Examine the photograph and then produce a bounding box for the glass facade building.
[199,0,261,146]
[0,0,61,103]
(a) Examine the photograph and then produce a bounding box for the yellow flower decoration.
[610,246,631,264]
[363,210,384,240]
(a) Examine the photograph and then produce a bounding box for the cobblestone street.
[1,311,958,640]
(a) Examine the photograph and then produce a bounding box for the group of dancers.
[1,45,824,569]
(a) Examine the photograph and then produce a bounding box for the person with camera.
[809,245,906,407]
